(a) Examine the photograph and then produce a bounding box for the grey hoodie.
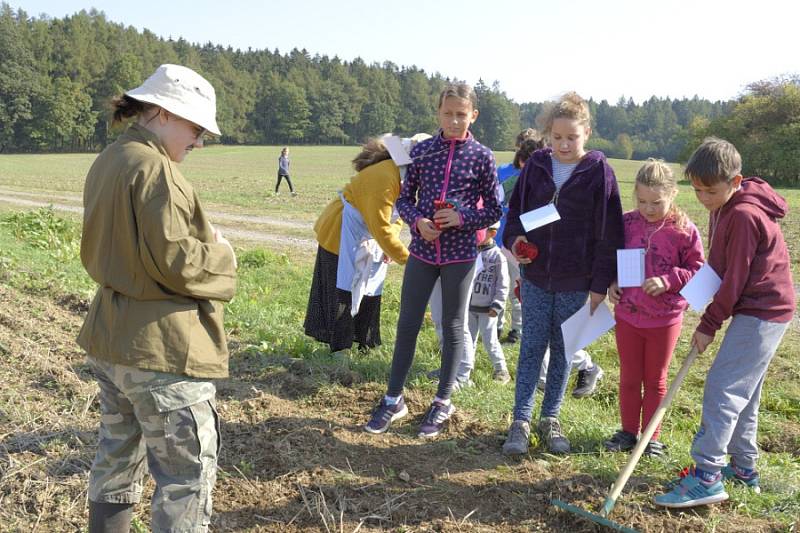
[469,240,509,313]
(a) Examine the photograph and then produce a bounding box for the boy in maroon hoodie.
[655,137,796,509]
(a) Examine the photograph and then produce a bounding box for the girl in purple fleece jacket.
[605,159,704,457]
[501,92,624,456]
[364,83,502,438]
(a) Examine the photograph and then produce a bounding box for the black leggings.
[275,173,294,192]
[387,256,475,400]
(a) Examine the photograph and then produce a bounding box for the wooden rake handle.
[600,345,700,517]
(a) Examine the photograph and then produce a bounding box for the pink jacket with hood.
[615,210,704,328]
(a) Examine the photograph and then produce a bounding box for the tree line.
[1,5,798,183]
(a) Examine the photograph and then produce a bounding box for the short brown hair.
[352,138,391,172]
[515,128,539,147]
[513,137,544,169]
[438,83,477,109]
[684,137,742,186]
[537,92,591,135]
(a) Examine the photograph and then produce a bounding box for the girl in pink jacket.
[605,159,704,456]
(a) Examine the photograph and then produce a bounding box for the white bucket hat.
[126,64,221,136]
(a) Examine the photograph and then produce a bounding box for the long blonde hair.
[635,158,689,232]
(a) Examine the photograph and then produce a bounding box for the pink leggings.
[615,319,682,439]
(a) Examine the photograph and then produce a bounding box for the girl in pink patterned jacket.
[605,158,704,457]
[364,83,502,439]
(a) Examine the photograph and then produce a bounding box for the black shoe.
[504,329,520,344]
[644,440,667,457]
[572,364,604,398]
[604,429,638,452]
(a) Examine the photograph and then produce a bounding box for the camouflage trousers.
[87,357,220,533]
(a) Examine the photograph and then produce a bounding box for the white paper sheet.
[617,248,646,288]
[679,262,722,312]
[561,300,616,357]
[520,204,560,232]
[382,135,413,166]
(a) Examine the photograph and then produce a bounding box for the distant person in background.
[79,64,237,533]
[275,146,295,195]
[304,134,429,353]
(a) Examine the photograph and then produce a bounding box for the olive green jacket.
[77,124,237,378]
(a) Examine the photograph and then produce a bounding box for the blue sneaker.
[654,468,729,508]
[418,400,455,438]
[364,397,408,434]
[722,463,761,493]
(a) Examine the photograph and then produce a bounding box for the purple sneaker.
[418,400,456,438]
[364,397,408,434]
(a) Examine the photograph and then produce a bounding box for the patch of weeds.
[1,206,80,261]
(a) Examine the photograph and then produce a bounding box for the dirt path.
[0,187,317,249]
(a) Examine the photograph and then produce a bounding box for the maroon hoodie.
[698,177,796,336]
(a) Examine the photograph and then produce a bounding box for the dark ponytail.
[110,95,157,125]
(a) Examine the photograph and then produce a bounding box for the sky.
[11,0,800,104]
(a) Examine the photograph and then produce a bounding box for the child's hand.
[488,309,498,318]
[642,276,667,297]
[433,208,460,229]
[513,236,536,264]
[588,291,606,316]
[607,281,622,305]
[417,218,442,241]
[691,329,714,354]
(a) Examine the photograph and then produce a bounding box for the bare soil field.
[0,282,787,532]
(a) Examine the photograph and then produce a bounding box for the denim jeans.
[512,280,587,421]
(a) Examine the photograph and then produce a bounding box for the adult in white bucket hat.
[79,64,237,533]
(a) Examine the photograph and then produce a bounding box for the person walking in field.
[604,159,704,457]
[363,83,502,438]
[78,64,237,533]
[275,146,296,195]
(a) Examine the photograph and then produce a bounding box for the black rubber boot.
[89,501,134,533]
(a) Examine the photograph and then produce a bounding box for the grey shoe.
[493,367,511,384]
[572,363,604,398]
[536,378,546,392]
[502,420,531,455]
[538,417,571,454]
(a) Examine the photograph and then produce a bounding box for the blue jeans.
[513,280,587,421]
[691,314,789,473]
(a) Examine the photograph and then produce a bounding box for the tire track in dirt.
[0,188,317,249]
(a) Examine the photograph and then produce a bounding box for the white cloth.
[336,194,389,316]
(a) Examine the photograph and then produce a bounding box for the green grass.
[2,147,797,276]
[1,148,798,529]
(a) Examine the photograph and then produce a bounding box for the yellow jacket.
[314,159,408,264]
[77,124,237,378]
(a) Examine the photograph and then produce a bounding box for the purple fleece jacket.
[397,131,502,265]
[503,148,624,293]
